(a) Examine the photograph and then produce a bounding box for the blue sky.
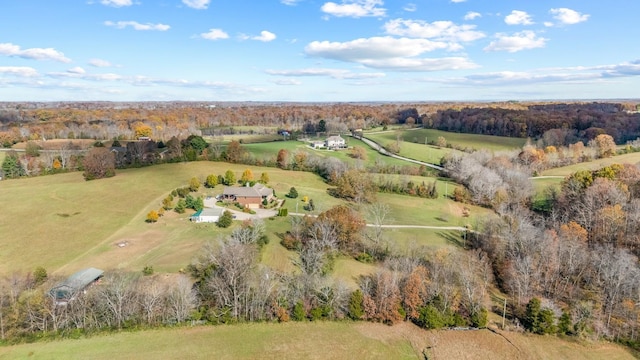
[0,0,638,102]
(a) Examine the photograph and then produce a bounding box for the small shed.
[190,207,224,223]
[50,267,104,304]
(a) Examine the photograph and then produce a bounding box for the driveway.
[204,196,279,220]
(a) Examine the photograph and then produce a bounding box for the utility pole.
[502,297,507,330]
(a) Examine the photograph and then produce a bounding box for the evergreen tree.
[558,310,573,335]
[348,289,365,320]
[287,187,298,198]
[524,297,541,333]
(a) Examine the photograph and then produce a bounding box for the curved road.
[354,135,445,171]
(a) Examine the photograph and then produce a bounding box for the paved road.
[354,135,445,171]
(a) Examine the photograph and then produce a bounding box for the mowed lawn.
[0,322,634,360]
[0,160,487,278]
[0,162,342,274]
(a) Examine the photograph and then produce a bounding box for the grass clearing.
[0,160,488,279]
[242,138,411,168]
[366,129,526,164]
[542,152,640,176]
[0,322,633,360]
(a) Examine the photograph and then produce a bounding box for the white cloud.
[104,21,170,31]
[550,8,589,25]
[271,79,302,85]
[281,0,301,5]
[544,22,554,27]
[505,10,534,25]
[100,0,133,7]
[484,31,547,52]
[464,11,481,21]
[321,0,386,18]
[305,37,478,71]
[384,19,485,43]
[89,58,113,67]
[252,31,277,42]
[182,0,210,10]
[360,57,477,71]
[450,0,466,3]
[0,66,38,77]
[403,3,416,12]
[48,71,123,81]
[266,68,385,79]
[67,67,86,74]
[0,43,71,62]
[200,28,229,40]
[306,37,451,60]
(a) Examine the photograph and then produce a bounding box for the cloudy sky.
[1,0,638,102]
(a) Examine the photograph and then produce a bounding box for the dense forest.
[427,102,640,145]
[1,101,639,148]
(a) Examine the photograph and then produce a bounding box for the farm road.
[353,135,444,171]
[289,213,467,231]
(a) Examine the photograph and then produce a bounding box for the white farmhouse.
[325,135,346,149]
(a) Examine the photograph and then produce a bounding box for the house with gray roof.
[222,183,274,209]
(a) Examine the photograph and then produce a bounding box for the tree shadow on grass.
[437,230,469,249]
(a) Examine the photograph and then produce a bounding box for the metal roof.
[50,267,104,300]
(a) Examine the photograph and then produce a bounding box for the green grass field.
[541,152,640,176]
[242,138,412,168]
[0,322,633,360]
[0,161,485,276]
[366,129,526,164]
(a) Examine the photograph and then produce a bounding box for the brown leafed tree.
[225,140,245,163]
[276,149,289,169]
[401,265,429,320]
[82,147,115,180]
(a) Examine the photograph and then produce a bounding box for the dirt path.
[289,212,467,231]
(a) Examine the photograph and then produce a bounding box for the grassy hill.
[365,128,526,164]
[0,322,633,360]
[0,161,487,275]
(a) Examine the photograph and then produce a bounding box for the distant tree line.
[426,103,640,145]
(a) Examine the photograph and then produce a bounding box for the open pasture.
[0,161,479,276]
[0,321,633,360]
[366,128,526,164]
[541,152,640,176]
[242,137,412,168]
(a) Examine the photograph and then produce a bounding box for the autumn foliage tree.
[82,147,115,180]
[276,149,289,169]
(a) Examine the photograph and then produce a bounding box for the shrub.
[217,210,233,228]
[146,210,159,222]
[33,267,48,286]
[287,187,298,198]
[292,302,306,321]
[142,265,154,276]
